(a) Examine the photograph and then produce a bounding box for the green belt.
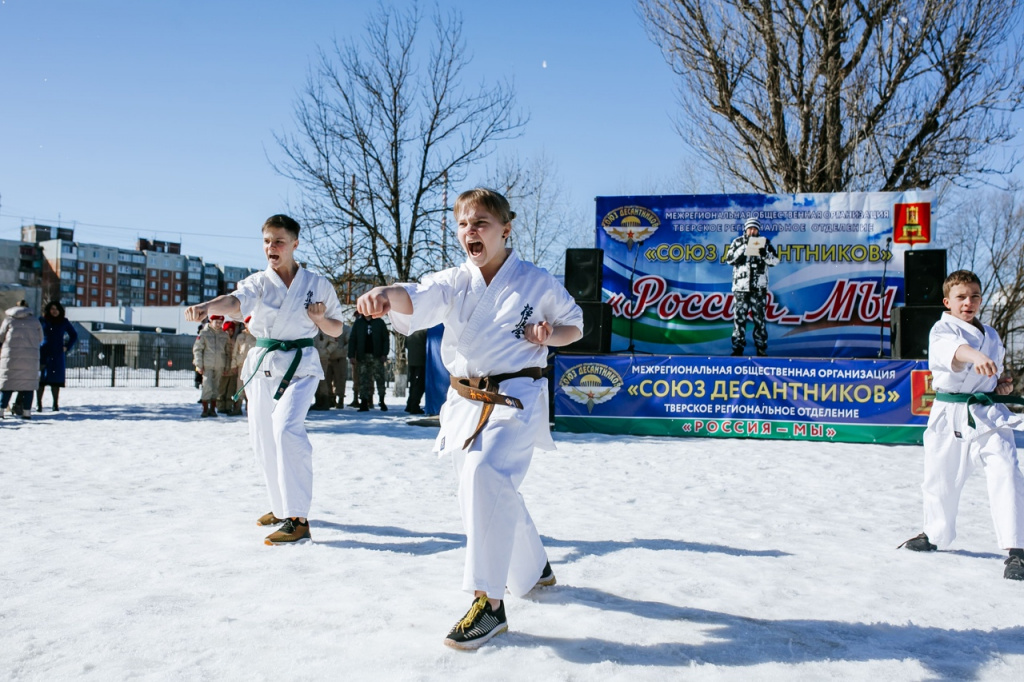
[934,391,1024,428]
[234,337,315,402]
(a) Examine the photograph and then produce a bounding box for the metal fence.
[66,340,197,388]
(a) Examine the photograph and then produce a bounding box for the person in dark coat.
[404,328,428,414]
[349,312,390,411]
[37,300,78,412]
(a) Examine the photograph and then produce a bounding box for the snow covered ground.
[2,387,1023,681]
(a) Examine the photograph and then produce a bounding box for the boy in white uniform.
[358,188,584,649]
[900,270,1024,580]
[186,215,345,545]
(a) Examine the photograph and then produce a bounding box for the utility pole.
[441,170,449,267]
[348,174,355,303]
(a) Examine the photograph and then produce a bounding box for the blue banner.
[595,191,937,358]
[554,354,932,444]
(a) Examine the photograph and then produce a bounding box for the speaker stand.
[877,237,892,359]
[619,241,651,355]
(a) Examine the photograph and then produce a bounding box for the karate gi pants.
[452,407,548,598]
[246,373,318,520]
[922,425,1024,549]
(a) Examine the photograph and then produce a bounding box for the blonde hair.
[454,188,517,224]
[942,269,981,297]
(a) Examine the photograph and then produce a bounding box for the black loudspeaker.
[565,248,604,302]
[564,301,612,354]
[890,306,945,359]
[904,249,947,306]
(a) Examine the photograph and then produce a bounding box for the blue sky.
[0,0,690,270]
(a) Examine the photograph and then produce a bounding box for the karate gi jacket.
[389,250,583,455]
[232,267,343,382]
[928,312,1020,438]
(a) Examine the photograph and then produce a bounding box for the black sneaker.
[534,561,556,588]
[898,532,937,551]
[444,596,507,650]
[1005,554,1024,581]
[379,402,388,412]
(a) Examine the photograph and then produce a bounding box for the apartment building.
[0,238,43,288]
[23,224,256,308]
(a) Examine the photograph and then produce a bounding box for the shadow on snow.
[306,522,786,562]
[26,401,439,440]
[512,585,1022,679]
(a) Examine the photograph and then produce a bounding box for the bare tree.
[483,153,592,274]
[639,0,1024,193]
[274,3,526,293]
[940,186,1024,374]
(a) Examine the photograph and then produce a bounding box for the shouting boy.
[357,188,583,648]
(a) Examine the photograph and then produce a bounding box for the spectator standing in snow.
[1,300,44,420]
[326,322,349,408]
[230,318,256,416]
[192,315,230,417]
[404,328,428,414]
[217,321,239,416]
[37,300,78,412]
[349,312,389,411]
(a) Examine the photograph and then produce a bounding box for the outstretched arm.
[953,344,999,376]
[524,322,583,347]
[185,294,241,322]
[357,286,413,319]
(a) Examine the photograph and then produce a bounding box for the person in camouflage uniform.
[326,322,350,408]
[230,318,256,415]
[724,217,779,357]
[349,312,389,411]
[217,321,238,414]
[192,315,231,416]
[312,330,337,410]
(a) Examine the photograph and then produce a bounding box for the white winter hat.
[744,217,761,231]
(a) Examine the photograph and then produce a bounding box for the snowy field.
[2,386,1023,681]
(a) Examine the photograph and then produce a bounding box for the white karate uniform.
[233,267,343,519]
[389,250,583,598]
[923,312,1024,549]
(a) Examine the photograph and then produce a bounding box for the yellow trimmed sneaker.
[264,518,311,545]
[256,512,283,527]
[444,596,507,650]
[533,561,556,589]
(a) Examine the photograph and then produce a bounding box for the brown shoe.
[265,518,311,545]
[256,512,283,527]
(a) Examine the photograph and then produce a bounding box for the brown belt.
[450,367,546,449]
